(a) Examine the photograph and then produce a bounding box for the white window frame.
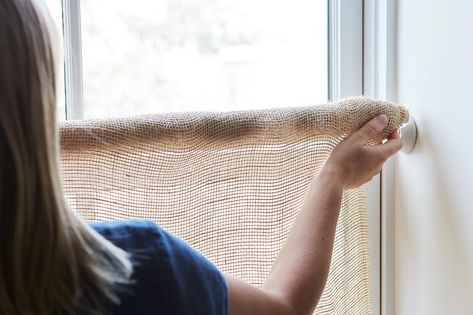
[62,1,384,313]
[364,0,397,314]
[328,0,363,100]
[62,0,84,120]
[329,1,382,314]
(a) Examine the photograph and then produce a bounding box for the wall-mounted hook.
[400,115,417,153]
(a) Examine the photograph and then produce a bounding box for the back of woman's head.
[0,1,132,314]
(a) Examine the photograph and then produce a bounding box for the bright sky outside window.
[80,0,327,118]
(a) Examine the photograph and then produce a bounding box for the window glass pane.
[44,0,66,121]
[81,0,327,118]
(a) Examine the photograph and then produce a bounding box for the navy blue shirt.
[91,220,228,315]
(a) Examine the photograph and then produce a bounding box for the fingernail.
[378,114,388,126]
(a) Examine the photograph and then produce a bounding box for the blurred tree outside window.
[46,0,327,119]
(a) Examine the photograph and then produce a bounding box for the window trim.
[329,2,383,315]
[328,0,363,101]
[363,0,397,314]
[62,0,84,120]
[378,0,397,314]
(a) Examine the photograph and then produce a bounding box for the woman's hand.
[322,114,403,189]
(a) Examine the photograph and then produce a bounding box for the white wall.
[394,0,473,314]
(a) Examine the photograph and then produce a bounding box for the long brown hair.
[0,0,132,314]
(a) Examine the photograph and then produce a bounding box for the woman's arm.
[226,114,402,315]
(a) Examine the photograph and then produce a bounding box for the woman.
[0,0,402,314]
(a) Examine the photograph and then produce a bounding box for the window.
[47,0,383,313]
[49,0,327,119]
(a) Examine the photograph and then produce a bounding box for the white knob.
[400,115,417,153]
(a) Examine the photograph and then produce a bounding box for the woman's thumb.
[352,114,388,145]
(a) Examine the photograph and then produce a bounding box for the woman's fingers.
[387,129,401,140]
[374,130,402,158]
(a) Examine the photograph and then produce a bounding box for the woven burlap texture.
[60,96,408,314]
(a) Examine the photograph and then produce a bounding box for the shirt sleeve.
[91,220,228,315]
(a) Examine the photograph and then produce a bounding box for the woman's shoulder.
[90,219,162,247]
[90,219,203,263]
[90,219,159,238]
[90,220,228,315]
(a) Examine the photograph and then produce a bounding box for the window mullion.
[62,0,84,120]
[328,0,363,101]
[330,1,381,315]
